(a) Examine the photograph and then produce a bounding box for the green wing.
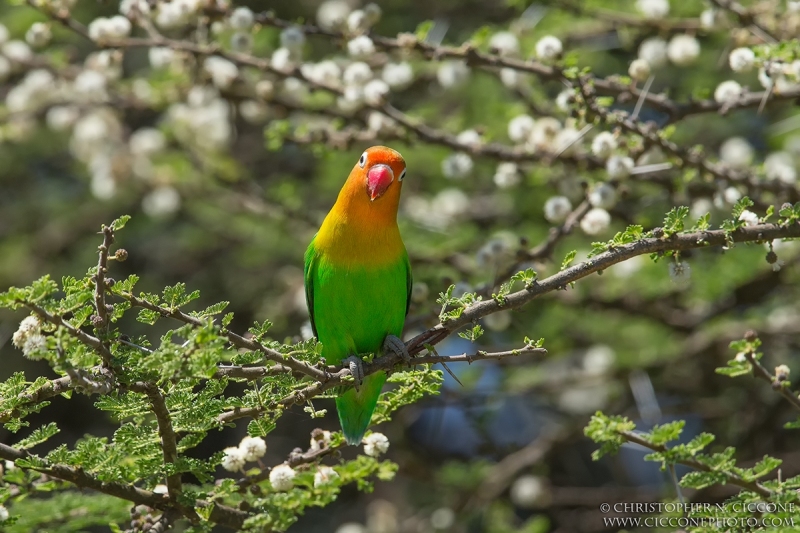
[303,239,319,338]
[404,253,412,316]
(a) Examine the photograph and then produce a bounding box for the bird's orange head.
[331,146,406,226]
[350,145,406,202]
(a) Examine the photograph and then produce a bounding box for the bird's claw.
[383,334,411,365]
[344,355,364,392]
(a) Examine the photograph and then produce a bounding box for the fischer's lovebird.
[304,146,411,446]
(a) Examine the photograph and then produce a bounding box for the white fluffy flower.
[738,209,759,226]
[364,3,381,25]
[343,61,372,86]
[489,31,519,56]
[554,127,583,155]
[528,117,562,152]
[588,182,617,209]
[314,466,339,487]
[700,8,722,29]
[606,155,634,179]
[21,333,46,358]
[317,0,351,31]
[713,186,742,209]
[382,62,413,89]
[667,34,700,66]
[690,198,713,221]
[367,111,394,132]
[73,70,107,102]
[437,61,469,88]
[591,131,617,159]
[229,6,254,30]
[130,128,166,157]
[580,208,611,235]
[255,80,275,101]
[363,79,389,105]
[88,17,112,41]
[204,56,238,89]
[434,188,470,219]
[457,129,481,147]
[149,47,175,69]
[714,80,742,104]
[757,64,795,92]
[120,0,150,17]
[271,47,294,73]
[363,432,389,457]
[636,0,670,19]
[2,40,33,63]
[46,106,79,131]
[535,35,562,62]
[310,430,332,452]
[510,475,547,509]
[628,58,651,82]
[441,153,473,179]
[221,446,246,472]
[431,508,455,529]
[240,100,268,123]
[720,137,753,168]
[0,505,8,522]
[729,47,755,73]
[107,15,132,38]
[668,261,691,285]
[638,37,668,68]
[555,89,573,111]
[544,196,572,223]
[142,186,181,218]
[764,151,797,183]
[508,115,535,143]
[306,60,341,86]
[25,22,51,48]
[493,162,520,188]
[269,464,296,491]
[347,35,375,58]
[239,436,267,462]
[499,67,520,88]
[12,315,41,349]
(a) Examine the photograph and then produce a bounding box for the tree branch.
[24,302,114,366]
[618,430,773,498]
[93,224,114,339]
[0,443,248,530]
[140,383,182,499]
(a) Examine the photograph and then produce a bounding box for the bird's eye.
[358,152,367,168]
[398,168,407,182]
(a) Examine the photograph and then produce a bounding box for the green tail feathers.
[336,372,387,446]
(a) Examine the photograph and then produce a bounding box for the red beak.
[367,164,394,201]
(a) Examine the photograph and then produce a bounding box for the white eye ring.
[398,168,406,181]
[358,152,367,168]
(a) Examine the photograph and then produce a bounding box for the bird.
[304,146,411,446]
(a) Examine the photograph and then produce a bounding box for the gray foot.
[383,334,411,364]
[344,355,364,392]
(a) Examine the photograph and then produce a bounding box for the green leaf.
[248,319,273,340]
[458,324,484,342]
[247,418,277,437]
[110,215,131,231]
[15,423,59,450]
[662,206,690,237]
[561,250,577,270]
